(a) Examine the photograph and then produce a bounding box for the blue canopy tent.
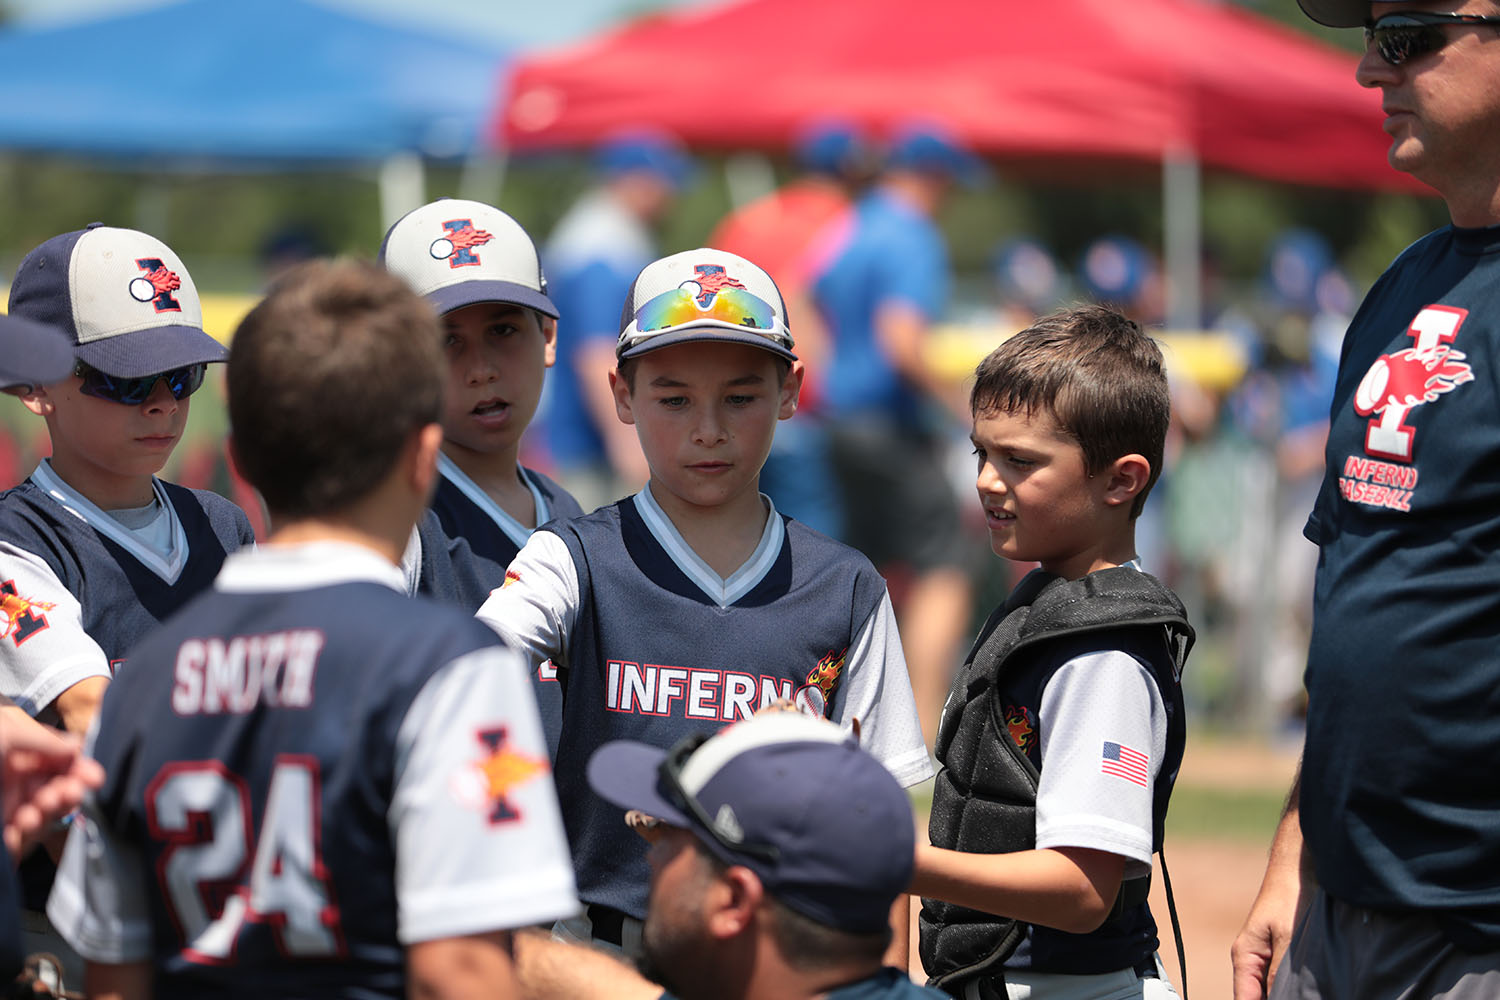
[0,0,515,224]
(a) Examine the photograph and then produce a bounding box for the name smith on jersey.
[171,628,326,715]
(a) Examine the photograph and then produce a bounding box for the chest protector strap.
[919,568,1193,995]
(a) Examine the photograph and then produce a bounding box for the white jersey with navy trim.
[476,487,931,918]
[47,541,578,997]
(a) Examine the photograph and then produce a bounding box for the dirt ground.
[908,736,1301,1000]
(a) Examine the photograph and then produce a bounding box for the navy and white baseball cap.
[587,712,914,934]
[616,248,796,363]
[379,198,557,319]
[7,224,225,379]
[1296,0,1385,28]
[0,313,74,391]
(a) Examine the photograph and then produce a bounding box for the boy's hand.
[624,810,663,844]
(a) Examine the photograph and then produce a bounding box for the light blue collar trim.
[632,484,783,608]
[31,461,187,583]
[437,452,547,549]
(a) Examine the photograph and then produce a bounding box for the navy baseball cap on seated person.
[379,198,558,319]
[1296,0,1388,28]
[617,248,797,363]
[7,224,226,379]
[0,313,74,391]
[586,712,915,935]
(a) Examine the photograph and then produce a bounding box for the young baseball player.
[913,306,1194,1000]
[0,224,255,987]
[0,224,254,734]
[46,259,579,999]
[476,247,932,956]
[381,198,584,752]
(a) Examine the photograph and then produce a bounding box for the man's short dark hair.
[689,840,891,972]
[970,304,1170,518]
[764,896,890,971]
[228,259,443,521]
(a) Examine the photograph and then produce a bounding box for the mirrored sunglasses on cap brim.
[621,286,792,354]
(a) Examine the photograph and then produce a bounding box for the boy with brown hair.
[46,259,578,999]
[914,305,1193,999]
[477,247,930,954]
[381,199,584,753]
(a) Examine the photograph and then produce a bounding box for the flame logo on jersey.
[1003,704,1035,753]
[792,647,846,719]
[429,219,494,268]
[683,264,745,307]
[472,726,547,824]
[128,257,183,312]
[0,581,54,647]
[502,568,521,588]
[1354,345,1473,417]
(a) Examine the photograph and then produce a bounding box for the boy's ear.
[16,384,54,418]
[610,368,636,426]
[1101,454,1151,508]
[540,315,558,369]
[412,423,443,499]
[779,360,806,421]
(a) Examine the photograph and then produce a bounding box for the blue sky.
[0,0,714,49]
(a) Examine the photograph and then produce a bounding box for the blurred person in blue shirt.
[541,131,694,513]
[809,124,985,751]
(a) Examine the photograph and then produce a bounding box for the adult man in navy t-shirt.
[1232,2,1500,999]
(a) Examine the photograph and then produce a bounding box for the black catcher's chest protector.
[919,568,1193,994]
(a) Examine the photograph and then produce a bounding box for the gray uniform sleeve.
[1033,650,1166,877]
[47,723,154,964]
[0,542,112,718]
[473,531,579,675]
[391,643,579,943]
[834,592,934,788]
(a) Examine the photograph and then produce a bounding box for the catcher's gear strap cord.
[1160,843,1188,1000]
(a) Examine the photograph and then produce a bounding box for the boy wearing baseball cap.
[0,224,254,986]
[0,224,254,735]
[381,198,584,752]
[477,247,930,954]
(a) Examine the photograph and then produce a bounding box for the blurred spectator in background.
[1077,234,1165,327]
[709,120,878,538]
[1221,229,1351,733]
[989,236,1066,332]
[810,123,984,751]
[541,130,694,513]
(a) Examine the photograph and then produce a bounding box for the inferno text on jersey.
[605,660,796,721]
[171,629,326,715]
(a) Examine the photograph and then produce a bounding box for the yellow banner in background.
[928,324,1249,393]
[199,294,261,344]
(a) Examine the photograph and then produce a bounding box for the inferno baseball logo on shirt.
[1341,304,1474,510]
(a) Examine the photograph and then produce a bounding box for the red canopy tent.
[495,0,1428,327]
[497,0,1420,193]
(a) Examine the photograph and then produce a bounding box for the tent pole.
[459,151,508,206]
[1163,148,1202,332]
[379,152,427,230]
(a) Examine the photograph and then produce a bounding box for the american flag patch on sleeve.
[1101,741,1149,787]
